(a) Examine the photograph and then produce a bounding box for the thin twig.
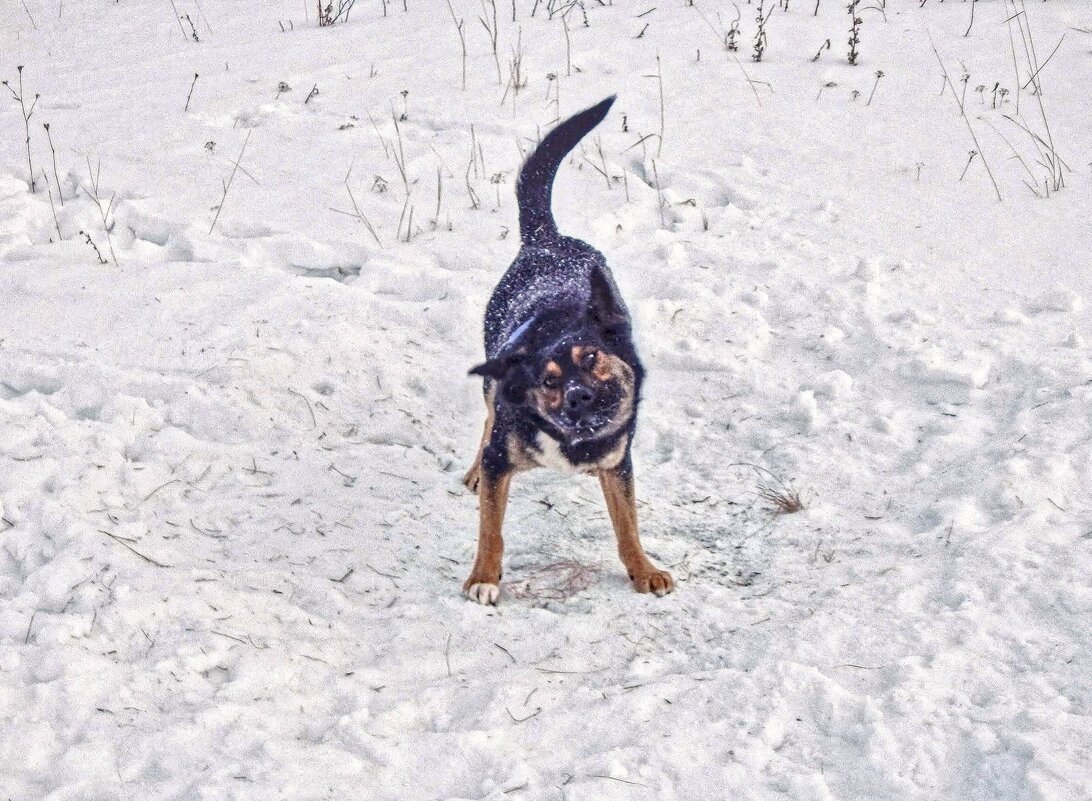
[82,156,118,264]
[184,72,199,112]
[98,529,172,568]
[927,31,1002,201]
[209,129,252,234]
[286,386,316,428]
[167,0,189,40]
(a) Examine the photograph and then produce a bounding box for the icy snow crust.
[1,1,1090,799]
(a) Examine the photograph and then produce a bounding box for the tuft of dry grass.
[730,462,805,515]
[757,483,804,515]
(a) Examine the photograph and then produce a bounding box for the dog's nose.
[564,384,594,413]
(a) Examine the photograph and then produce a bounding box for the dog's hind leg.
[599,462,674,597]
[463,468,512,605]
[462,387,496,494]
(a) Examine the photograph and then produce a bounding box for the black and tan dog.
[462,96,674,605]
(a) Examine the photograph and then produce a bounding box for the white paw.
[465,582,500,605]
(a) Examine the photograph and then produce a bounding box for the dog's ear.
[469,316,537,382]
[469,354,532,405]
[588,268,628,332]
[469,358,511,380]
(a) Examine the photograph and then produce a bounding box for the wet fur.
[463,96,674,604]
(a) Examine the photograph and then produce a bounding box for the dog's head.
[470,270,639,442]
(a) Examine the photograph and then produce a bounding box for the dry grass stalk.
[82,156,118,264]
[4,66,38,192]
[758,484,804,515]
[730,462,805,516]
[209,129,252,235]
[445,0,467,91]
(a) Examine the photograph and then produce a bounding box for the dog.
[462,95,674,605]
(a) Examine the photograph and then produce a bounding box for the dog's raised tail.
[517,95,616,244]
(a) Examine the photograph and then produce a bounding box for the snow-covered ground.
[2,1,1090,798]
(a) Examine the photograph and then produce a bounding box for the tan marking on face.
[571,345,604,381]
[573,345,626,384]
[533,387,563,413]
[533,361,564,414]
[592,353,614,383]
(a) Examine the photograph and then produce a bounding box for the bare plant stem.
[209,129,252,234]
[465,156,481,209]
[959,150,978,180]
[866,70,883,105]
[396,196,409,242]
[847,0,861,65]
[595,137,610,190]
[342,164,382,246]
[434,166,443,226]
[1004,7,1022,115]
[479,0,502,86]
[928,32,1002,201]
[445,0,467,91]
[391,111,410,197]
[47,183,62,240]
[1007,0,1065,192]
[82,156,118,264]
[80,230,108,264]
[651,158,666,228]
[185,72,199,112]
[964,0,977,38]
[43,122,62,204]
[21,0,37,28]
[367,110,390,159]
[167,0,189,40]
[562,11,572,76]
[643,53,665,157]
[4,67,39,192]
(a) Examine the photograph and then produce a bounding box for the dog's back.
[483,96,623,358]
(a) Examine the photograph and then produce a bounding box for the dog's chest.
[530,432,627,473]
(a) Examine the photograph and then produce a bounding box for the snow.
[2,0,1090,799]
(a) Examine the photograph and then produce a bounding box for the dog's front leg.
[463,468,512,605]
[463,386,497,494]
[599,463,674,597]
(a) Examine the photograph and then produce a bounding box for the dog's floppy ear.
[469,358,513,379]
[588,268,628,331]
[469,318,530,379]
[469,354,532,405]
[468,317,536,403]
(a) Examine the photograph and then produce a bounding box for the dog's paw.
[632,570,674,597]
[462,465,482,494]
[464,581,500,605]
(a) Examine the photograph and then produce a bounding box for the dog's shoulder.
[485,237,619,357]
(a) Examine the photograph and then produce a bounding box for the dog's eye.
[581,350,598,369]
[542,375,560,390]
